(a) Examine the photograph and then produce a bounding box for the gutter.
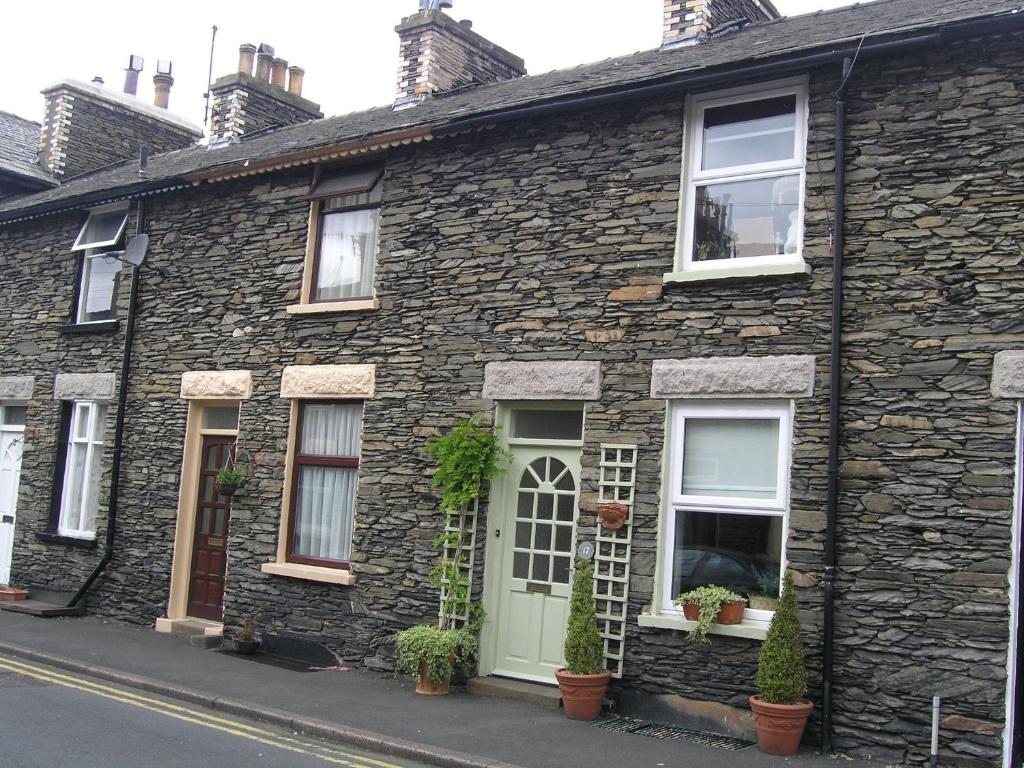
[69,197,145,608]
[821,55,853,757]
[0,180,187,225]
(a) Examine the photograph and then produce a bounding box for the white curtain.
[316,210,378,300]
[293,403,361,561]
[681,417,779,499]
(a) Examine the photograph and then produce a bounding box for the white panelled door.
[491,446,580,683]
[0,405,27,585]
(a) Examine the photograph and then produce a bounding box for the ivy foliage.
[395,624,478,685]
[756,571,807,704]
[563,559,606,675]
[424,418,512,512]
[675,585,744,644]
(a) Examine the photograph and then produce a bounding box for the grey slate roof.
[1,0,1022,218]
[0,110,55,187]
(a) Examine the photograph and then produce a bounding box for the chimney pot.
[287,66,305,96]
[153,63,174,109]
[270,57,288,88]
[238,43,257,76]
[92,76,105,86]
[123,54,144,95]
[255,43,275,81]
[459,19,472,29]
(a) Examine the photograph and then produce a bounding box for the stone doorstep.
[467,675,562,709]
[155,617,224,639]
[0,600,85,618]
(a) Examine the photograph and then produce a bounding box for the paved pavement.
[0,655,432,768]
[0,610,876,768]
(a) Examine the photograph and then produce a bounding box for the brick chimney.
[662,0,780,48]
[394,3,526,110]
[37,73,202,179]
[208,42,323,144]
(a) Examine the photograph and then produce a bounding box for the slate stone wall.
[0,31,1021,767]
[209,73,322,141]
[38,88,198,179]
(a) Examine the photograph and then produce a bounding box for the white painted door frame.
[480,402,583,683]
[0,403,27,586]
[1003,403,1023,768]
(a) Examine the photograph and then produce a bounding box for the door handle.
[495,529,500,538]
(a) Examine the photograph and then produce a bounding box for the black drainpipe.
[821,56,853,755]
[69,197,145,608]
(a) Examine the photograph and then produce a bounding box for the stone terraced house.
[1,0,1023,765]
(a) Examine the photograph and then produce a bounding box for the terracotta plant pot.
[749,695,814,756]
[596,502,628,531]
[682,599,746,624]
[554,668,612,721]
[415,658,453,695]
[0,587,29,601]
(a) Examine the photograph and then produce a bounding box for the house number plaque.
[576,541,595,561]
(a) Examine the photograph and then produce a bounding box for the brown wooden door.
[187,435,234,621]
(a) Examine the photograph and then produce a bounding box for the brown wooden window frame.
[306,164,384,306]
[284,400,363,569]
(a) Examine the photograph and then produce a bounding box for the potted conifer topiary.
[750,571,813,756]
[554,558,611,721]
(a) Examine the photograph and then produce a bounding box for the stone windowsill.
[286,299,379,315]
[637,611,769,640]
[663,262,811,285]
[261,561,356,585]
[36,531,98,549]
[60,320,120,335]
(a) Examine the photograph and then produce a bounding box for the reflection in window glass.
[693,175,800,261]
[672,510,782,609]
[315,209,379,301]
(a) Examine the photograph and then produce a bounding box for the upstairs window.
[71,206,128,324]
[307,165,383,304]
[679,81,807,273]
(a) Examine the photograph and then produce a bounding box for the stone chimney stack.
[662,0,780,48]
[394,2,526,110]
[208,42,322,143]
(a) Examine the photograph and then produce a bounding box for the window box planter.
[681,599,746,625]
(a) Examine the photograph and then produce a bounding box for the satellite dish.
[123,234,150,267]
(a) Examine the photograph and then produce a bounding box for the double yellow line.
[0,655,405,768]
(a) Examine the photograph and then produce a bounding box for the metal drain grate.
[592,716,754,751]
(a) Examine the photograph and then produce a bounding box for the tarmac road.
[0,655,432,768]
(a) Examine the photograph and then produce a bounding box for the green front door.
[489,444,580,682]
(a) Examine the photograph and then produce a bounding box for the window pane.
[1,406,27,426]
[671,509,782,604]
[299,403,361,457]
[511,409,583,440]
[681,418,779,499]
[702,95,796,171]
[79,252,122,322]
[75,210,127,250]
[59,402,106,537]
[292,465,357,562]
[91,405,107,442]
[315,210,378,301]
[74,404,91,439]
[693,175,800,261]
[203,406,239,430]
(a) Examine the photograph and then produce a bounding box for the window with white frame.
[57,401,108,538]
[71,206,129,323]
[678,80,808,272]
[662,401,791,621]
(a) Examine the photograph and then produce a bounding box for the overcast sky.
[4,0,870,129]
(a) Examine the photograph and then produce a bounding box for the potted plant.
[215,464,243,498]
[750,571,813,756]
[232,618,260,655]
[554,558,611,721]
[395,418,509,695]
[675,585,746,643]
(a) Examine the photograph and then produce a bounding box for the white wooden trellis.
[438,498,479,628]
[594,444,638,678]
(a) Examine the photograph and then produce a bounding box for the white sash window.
[58,401,108,538]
